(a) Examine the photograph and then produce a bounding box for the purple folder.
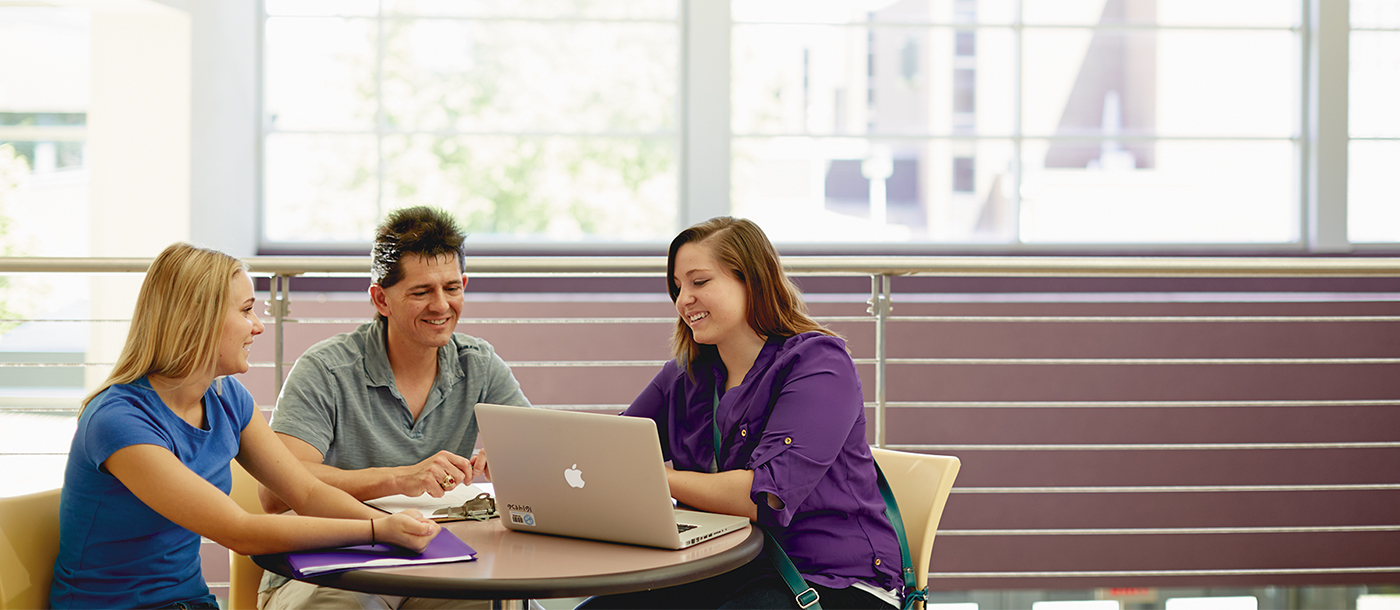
[284,529,476,578]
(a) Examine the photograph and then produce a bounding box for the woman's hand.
[374,510,440,552]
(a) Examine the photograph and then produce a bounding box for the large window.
[262,0,680,247]
[260,0,1395,250]
[732,0,1300,245]
[1349,0,1400,243]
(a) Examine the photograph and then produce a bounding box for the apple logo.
[564,464,585,488]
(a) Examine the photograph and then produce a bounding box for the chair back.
[227,461,264,610]
[0,488,62,610]
[870,449,960,592]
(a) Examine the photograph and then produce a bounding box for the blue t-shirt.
[50,376,255,609]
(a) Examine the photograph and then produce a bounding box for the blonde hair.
[667,217,835,374]
[82,242,248,410]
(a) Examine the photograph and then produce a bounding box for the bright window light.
[1165,596,1259,610]
[1032,601,1120,610]
[928,604,978,610]
[1358,594,1400,610]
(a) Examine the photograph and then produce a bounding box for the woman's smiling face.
[672,242,755,351]
[216,270,264,377]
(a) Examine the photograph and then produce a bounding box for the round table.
[254,518,763,603]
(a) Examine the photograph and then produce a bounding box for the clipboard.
[364,485,496,522]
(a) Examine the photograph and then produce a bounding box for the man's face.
[371,253,467,354]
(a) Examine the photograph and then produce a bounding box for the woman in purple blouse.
[579,217,903,609]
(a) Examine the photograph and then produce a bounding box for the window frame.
[255,0,1380,255]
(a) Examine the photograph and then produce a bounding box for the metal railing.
[3,254,1400,587]
[9,254,1400,437]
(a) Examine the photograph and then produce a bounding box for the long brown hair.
[82,242,247,411]
[668,217,834,373]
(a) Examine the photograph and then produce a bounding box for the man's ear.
[369,284,392,319]
[461,274,469,289]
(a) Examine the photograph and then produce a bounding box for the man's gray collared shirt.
[269,318,530,470]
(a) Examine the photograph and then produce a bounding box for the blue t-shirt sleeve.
[82,396,175,471]
[216,376,258,433]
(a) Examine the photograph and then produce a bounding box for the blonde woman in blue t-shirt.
[50,242,441,610]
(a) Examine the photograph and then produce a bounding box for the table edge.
[254,526,763,600]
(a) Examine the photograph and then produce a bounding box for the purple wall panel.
[230,287,1400,590]
[943,490,1400,530]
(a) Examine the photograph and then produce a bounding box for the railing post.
[267,274,291,394]
[867,274,892,448]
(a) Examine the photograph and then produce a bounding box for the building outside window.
[1349,0,1400,242]
[258,0,1394,251]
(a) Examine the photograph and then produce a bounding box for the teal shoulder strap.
[712,392,920,608]
[759,463,923,610]
[761,527,823,609]
[717,388,822,608]
[874,462,925,610]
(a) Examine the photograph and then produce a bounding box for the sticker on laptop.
[507,503,535,527]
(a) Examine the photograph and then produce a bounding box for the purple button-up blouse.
[624,332,903,592]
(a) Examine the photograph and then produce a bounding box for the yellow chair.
[0,488,62,610]
[227,461,264,610]
[870,449,960,608]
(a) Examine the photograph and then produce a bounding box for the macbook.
[475,404,751,550]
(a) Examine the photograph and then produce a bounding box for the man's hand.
[395,450,472,498]
[470,449,491,482]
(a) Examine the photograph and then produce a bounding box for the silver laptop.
[476,404,750,550]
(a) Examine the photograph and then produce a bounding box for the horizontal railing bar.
[9,399,1394,411]
[506,360,668,367]
[930,566,1400,579]
[0,319,131,324]
[0,402,633,413]
[941,525,1400,536]
[890,315,1400,323]
[887,357,1400,365]
[0,406,79,413]
[12,399,1390,413]
[737,22,1302,33]
[888,399,1400,408]
[0,362,278,368]
[17,358,1395,368]
[288,317,678,325]
[5,255,1400,277]
[899,442,1400,451]
[495,358,1399,369]
[953,484,1400,493]
[13,314,1396,326]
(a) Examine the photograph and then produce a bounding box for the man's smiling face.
[371,252,467,354]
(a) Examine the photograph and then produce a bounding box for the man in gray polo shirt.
[258,206,529,609]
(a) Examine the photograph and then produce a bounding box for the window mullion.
[682,0,731,228]
[1306,0,1350,252]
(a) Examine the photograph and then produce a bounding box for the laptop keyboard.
[677,523,698,533]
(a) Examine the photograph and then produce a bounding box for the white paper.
[296,552,477,576]
[364,484,489,518]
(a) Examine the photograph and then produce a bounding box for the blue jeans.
[153,594,220,609]
[575,556,893,609]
